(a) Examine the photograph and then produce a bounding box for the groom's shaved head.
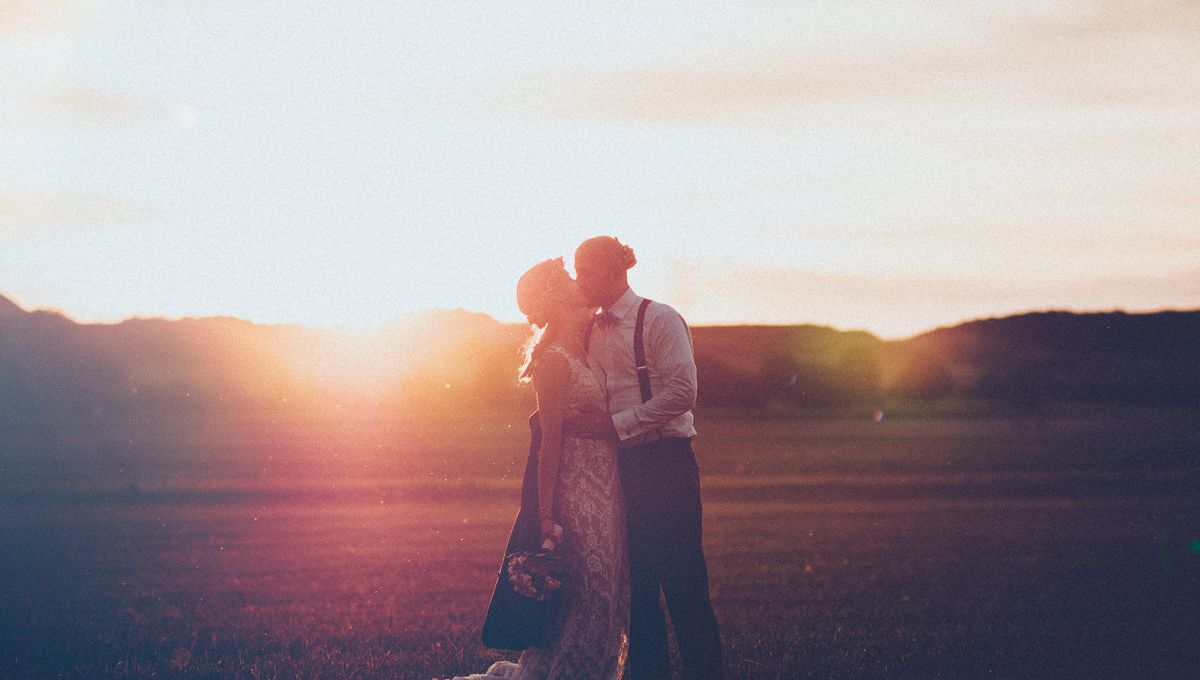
[575,236,627,271]
[575,236,634,309]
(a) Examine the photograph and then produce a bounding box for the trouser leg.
[656,445,723,677]
[620,450,671,679]
[621,440,723,678]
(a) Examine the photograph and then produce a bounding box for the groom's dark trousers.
[619,436,722,679]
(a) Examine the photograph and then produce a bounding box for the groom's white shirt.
[586,287,697,448]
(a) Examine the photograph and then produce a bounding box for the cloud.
[1,86,204,128]
[487,2,1199,124]
[0,87,141,127]
[1006,0,1200,44]
[984,1,1200,108]
[0,0,87,36]
[33,87,142,121]
[490,60,922,124]
[0,189,145,233]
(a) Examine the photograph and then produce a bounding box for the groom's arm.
[611,306,696,441]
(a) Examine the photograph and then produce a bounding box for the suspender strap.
[634,298,652,403]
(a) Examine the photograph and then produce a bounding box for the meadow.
[2,407,1198,679]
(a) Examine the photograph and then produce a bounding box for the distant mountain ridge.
[1,292,1197,462]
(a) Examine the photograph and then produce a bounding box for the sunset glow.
[2,2,1197,338]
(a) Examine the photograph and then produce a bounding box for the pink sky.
[1,2,1197,338]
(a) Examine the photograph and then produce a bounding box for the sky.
[1,1,1197,339]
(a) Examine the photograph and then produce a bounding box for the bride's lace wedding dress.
[446,345,629,680]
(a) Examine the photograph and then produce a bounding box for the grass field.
[2,408,1199,679]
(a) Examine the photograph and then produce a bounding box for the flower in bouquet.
[505,525,568,601]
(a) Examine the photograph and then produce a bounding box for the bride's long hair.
[516,258,570,382]
[518,325,548,383]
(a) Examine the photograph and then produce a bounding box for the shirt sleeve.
[610,305,697,440]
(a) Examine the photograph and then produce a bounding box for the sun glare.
[284,327,409,391]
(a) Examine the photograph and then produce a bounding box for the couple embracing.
[447,236,723,679]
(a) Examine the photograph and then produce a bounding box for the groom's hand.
[570,409,617,439]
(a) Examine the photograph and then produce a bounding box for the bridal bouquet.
[504,526,567,601]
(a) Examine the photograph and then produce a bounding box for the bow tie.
[595,311,619,329]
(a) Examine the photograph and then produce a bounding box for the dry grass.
[2,410,1198,678]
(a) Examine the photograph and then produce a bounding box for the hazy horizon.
[4,286,1196,342]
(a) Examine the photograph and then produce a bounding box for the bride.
[445,258,629,679]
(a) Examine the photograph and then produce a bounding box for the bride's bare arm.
[533,351,569,541]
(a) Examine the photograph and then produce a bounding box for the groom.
[574,236,723,679]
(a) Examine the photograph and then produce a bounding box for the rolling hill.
[2,292,1197,466]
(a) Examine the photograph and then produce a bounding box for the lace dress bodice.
[541,345,613,443]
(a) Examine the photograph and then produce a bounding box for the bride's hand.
[539,518,563,549]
